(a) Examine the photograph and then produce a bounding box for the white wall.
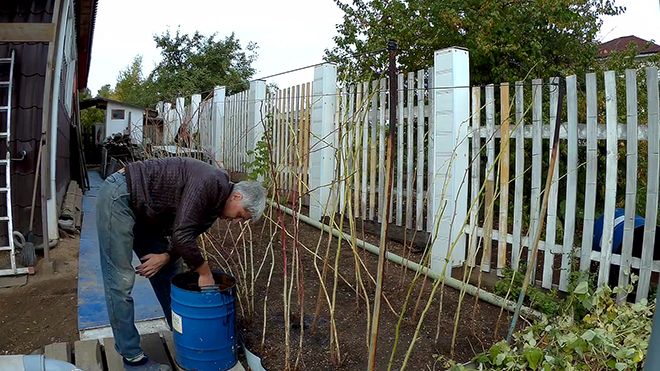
[104,102,144,143]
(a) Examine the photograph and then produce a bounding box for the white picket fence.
[156,48,660,301]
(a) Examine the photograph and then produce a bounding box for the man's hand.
[136,253,170,278]
[196,262,216,289]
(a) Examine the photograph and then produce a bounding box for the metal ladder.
[0,50,29,276]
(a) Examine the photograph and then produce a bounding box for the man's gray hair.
[233,181,267,222]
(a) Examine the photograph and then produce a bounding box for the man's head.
[222,181,267,222]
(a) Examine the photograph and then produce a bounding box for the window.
[111,109,125,120]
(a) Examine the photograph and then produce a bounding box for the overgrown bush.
[448,278,654,370]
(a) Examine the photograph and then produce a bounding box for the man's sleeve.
[170,179,217,269]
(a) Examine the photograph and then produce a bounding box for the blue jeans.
[96,171,183,359]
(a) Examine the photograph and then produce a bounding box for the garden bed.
[207,212,527,370]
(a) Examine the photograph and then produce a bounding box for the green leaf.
[581,329,596,342]
[524,347,543,370]
[574,281,589,295]
[615,363,628,371]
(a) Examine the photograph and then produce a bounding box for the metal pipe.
[274,203,543,320]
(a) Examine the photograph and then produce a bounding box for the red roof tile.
[598,35,660,57]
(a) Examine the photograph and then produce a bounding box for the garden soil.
[208,214,523,370]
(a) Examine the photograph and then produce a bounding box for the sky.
[86,0,660,96]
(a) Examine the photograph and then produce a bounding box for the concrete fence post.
[175,96,185,143]
[211,86,226,165]
[190,93,201,134]
[309,63,338,221]
[163,102,173,144]
[429,47,470,277]
[247,80,267,159]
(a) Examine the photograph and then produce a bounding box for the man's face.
[222,192,252,221]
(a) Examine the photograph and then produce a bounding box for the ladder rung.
[0,132,7,137]
[0,106,7,111]
[0,81,9,87]
[0,188,9,192]
[0,216,9,221]
[0,58,12,63]
[0,246,12,251]
[0,159,8,164]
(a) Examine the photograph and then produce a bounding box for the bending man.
[96,156,266,371]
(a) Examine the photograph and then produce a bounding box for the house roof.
[80,97,148,110]
[75,0,98,89]
[80,97,159,117]
[598,35,660,58]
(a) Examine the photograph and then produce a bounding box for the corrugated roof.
[0,0,54,23]
[598,35,660,57]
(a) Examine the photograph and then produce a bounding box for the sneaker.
[123,355,172,371]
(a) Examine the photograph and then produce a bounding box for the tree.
[147,29,258,104]
[325,0,624,83]
[112,55,151,107]
[79,88,105,129]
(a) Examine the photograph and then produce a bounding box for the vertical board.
[511,81,524,270]
[560,75,578,291]
[406,72,415,229]
[543,77,560,290]
[362,81,369,220]
[396,73,404,226]
[427,70,435,233]
[618,69,638,300]
[369,79,378,220]
[378,78,386,222]
[498,83,510,276]
[598,71,618,287]
[637,67,659,301]
[416,69,425,231]
[306,82,312,188]
[482,84,495,273]
[580,74,598,272]
[529,79,543,281]
[354,83,362,217]
[468,87,481,267]
[338,86,346,210]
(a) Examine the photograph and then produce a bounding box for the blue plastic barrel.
[593,208,646,254]
[170,271,237,371]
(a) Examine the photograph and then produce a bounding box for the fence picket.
[498,83,510,277]
[598,71,618,287]
[512,81,524,270]
[416,69,425,231]
[406,72,415,230]
[396,73,405,226]
[468,87,481,267]
[378,78,386,222]
[482,84,495,273]
[637,67,659,301]
[354,83,362,217]
[580,74,598,272]
[618,69,638,300]
[559,75,578,291]
[543,77,560,290]
[529,79,543,282]
[427,70,435,233]
[369,80,378,221]
[362,81,369,220]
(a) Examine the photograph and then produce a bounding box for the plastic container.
[170,271,237,371]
